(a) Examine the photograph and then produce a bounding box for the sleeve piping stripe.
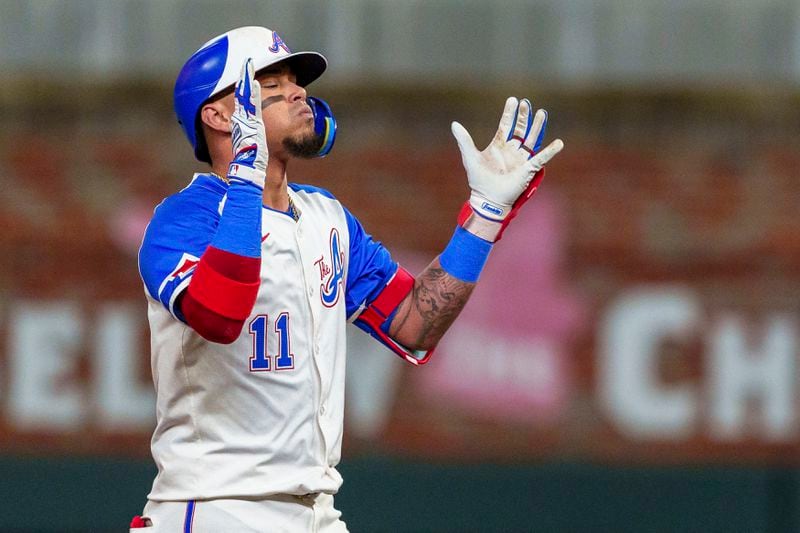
[168,276,193,320]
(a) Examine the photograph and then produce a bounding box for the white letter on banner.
[709,314,796,441]
[8,302,85,430]
[600,287,700,439]
[93,303,155,430]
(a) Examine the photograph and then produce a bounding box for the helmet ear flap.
[307,96,337,157]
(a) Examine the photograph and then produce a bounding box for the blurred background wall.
[0,0,799,531]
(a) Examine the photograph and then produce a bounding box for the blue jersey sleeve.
[138,177,226,320]
[343,206,398,319]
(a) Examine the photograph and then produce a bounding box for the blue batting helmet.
[174,26,335,163]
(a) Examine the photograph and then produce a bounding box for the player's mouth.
[298,106,314,120]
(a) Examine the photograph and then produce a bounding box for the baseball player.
[132,26,563,532]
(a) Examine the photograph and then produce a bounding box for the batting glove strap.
[457,202,503,242]
[457,165,547,243]
[227,162,266,189]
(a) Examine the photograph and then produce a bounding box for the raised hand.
[451,97,564,241]
[228,58,268,188]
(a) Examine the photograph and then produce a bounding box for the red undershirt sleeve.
[179,246,261,343]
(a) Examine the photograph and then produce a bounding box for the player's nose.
[287,82,306,102]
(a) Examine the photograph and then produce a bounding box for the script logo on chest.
[314,228,345,308]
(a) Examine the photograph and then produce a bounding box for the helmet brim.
[264,51,327,87]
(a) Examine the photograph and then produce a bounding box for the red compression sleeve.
[356,266,434,365]
[180,246,261,343]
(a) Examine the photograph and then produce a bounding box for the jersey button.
[308,286,314,297]
[320,404,326,415]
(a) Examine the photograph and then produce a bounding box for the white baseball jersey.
[138,173,420,501]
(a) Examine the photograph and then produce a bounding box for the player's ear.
[199,99,232,135]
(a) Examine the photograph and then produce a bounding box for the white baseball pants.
[131,492,349,532]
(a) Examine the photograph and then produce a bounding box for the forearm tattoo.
[390,266,475,349]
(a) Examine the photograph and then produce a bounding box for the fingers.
[529,138,564,170]
[248,64,262,121]
[524,109,548,154]
[230,57,268,176]
[504,98,549,159]
[457,97,563,169]
[496,97,519,143]
[235,58,258,119]
[234,59,248,113]
[509,98,532,144]
[451,121,477,156]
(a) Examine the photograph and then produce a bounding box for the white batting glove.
[227,58,267,189]
[451,97,564,241]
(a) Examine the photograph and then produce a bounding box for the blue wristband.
[439,226,493,283]
[210,179,263,258]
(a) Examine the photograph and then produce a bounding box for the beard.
[283,127,324,159]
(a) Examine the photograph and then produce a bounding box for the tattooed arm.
[387,258,475,351]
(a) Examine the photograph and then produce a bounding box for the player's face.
[255,66,322,159]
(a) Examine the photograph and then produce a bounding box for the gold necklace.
[211,172,229,184]
[287,194,301,222]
